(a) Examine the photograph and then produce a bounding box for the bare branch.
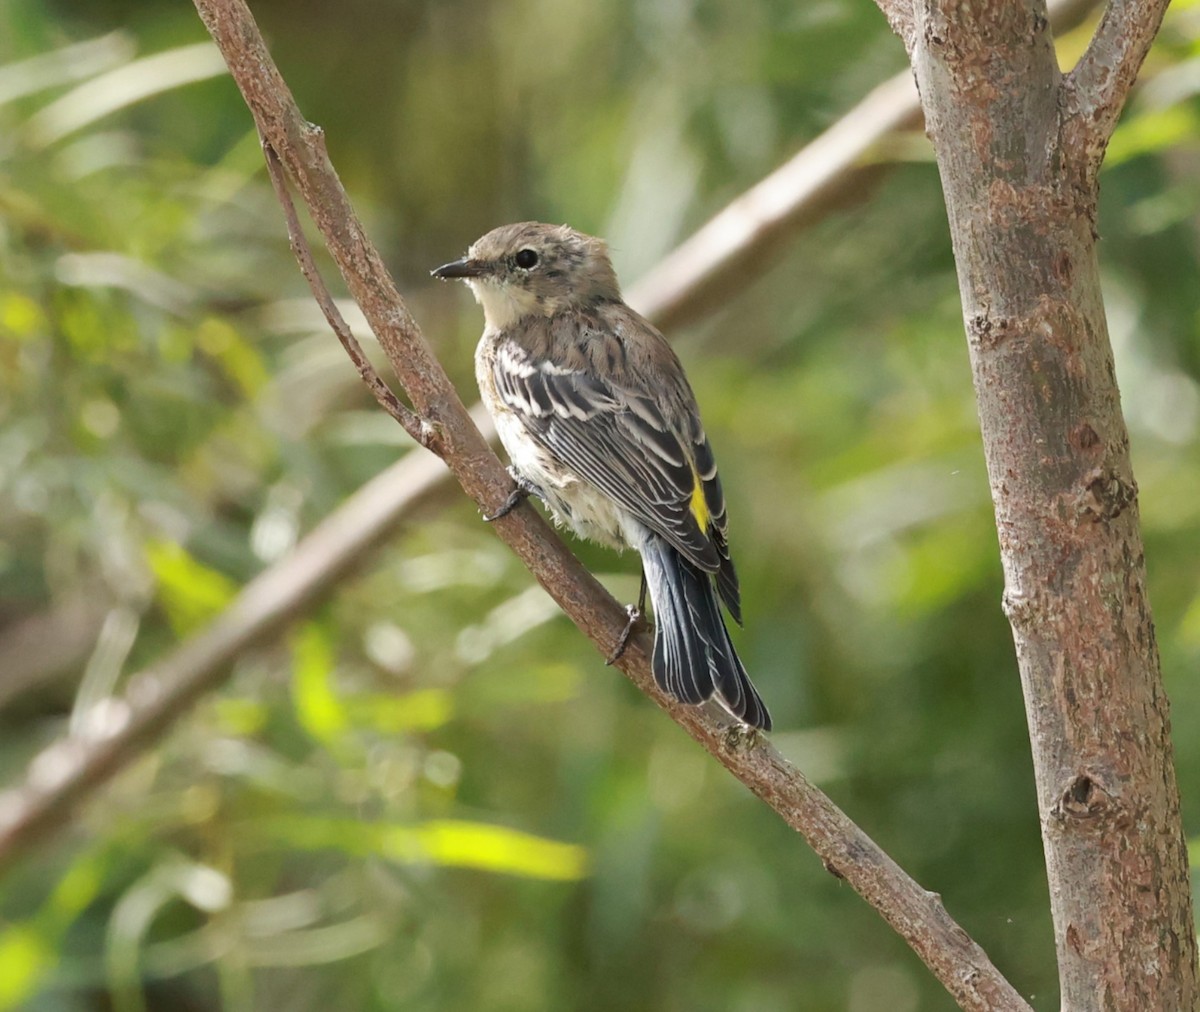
[0,444,452,864]
[1066,0,1172,160]
[0,0,1035,1005]
[201,1,1035,1006]
[0,19,930,877]
[630,70,921,330]
[261,139,434,449]
[0,0,1103,999]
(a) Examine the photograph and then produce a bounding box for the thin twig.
[0,51,926,874]
[261,138,435,450]
[0,54,920,873]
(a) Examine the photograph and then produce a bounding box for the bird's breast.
[475,333,630,551]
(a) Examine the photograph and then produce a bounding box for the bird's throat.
[469,279,548,331]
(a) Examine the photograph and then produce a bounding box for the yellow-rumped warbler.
[433,222,771,730]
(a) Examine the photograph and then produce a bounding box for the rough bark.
[903,0,1197,1006]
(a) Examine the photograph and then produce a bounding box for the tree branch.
[903,0,1196,1004]
[0,0,1037,1006]
[0,447,453,862]
[197,2,1034,1006]
[261,140,436,450]
[1066,0,1172,162]
[629,69,920,330]
[0,28,932,877]
[0,0,1104,1000]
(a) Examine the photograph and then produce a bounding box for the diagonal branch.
[629,69,920,330]
[0,440,456,857]
[0,0,1101,999]
[0,29,931,876]
[1066,0,1172,160]
[261,140,435,449]
[190,1,1029,1007]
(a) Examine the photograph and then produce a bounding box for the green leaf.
[0,926,52,1010]
[342,688,454,733]
[391,820,590,881]
[1107,106,1200,167]
[144,540,238,635]
[257,815,590,881]
[290,623,349,744]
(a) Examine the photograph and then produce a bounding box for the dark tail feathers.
[639,537,771,731]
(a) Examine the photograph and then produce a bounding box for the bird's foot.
[483,470,539,522]
[605,604,643,665]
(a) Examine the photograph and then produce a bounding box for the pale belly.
[491,405,633,552]
[477,331,644,552]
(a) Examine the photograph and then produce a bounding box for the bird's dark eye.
[514,249,539,269]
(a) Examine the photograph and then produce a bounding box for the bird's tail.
[639,536,772,731]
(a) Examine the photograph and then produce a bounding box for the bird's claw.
[606,604,643,665]
[483,471,537,522]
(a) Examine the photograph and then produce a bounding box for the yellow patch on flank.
[689,466,710,531]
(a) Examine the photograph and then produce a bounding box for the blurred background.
[1,0,1199,1008]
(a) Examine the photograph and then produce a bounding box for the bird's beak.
[431,257,488,280]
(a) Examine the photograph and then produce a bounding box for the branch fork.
[187,1,1037,1006]
[4,0,1164,1005]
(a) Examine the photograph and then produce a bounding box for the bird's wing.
[491,330,739,614]
[691,434,742,624]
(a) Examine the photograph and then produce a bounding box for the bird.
[432,222,771,730]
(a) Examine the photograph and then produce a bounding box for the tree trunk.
[910,1,1198,1006]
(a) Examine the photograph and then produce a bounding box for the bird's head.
[432,222,621,330]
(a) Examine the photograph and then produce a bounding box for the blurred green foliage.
[1,0,1199,1009]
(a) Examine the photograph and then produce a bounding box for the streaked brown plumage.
[433,222,771,730]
